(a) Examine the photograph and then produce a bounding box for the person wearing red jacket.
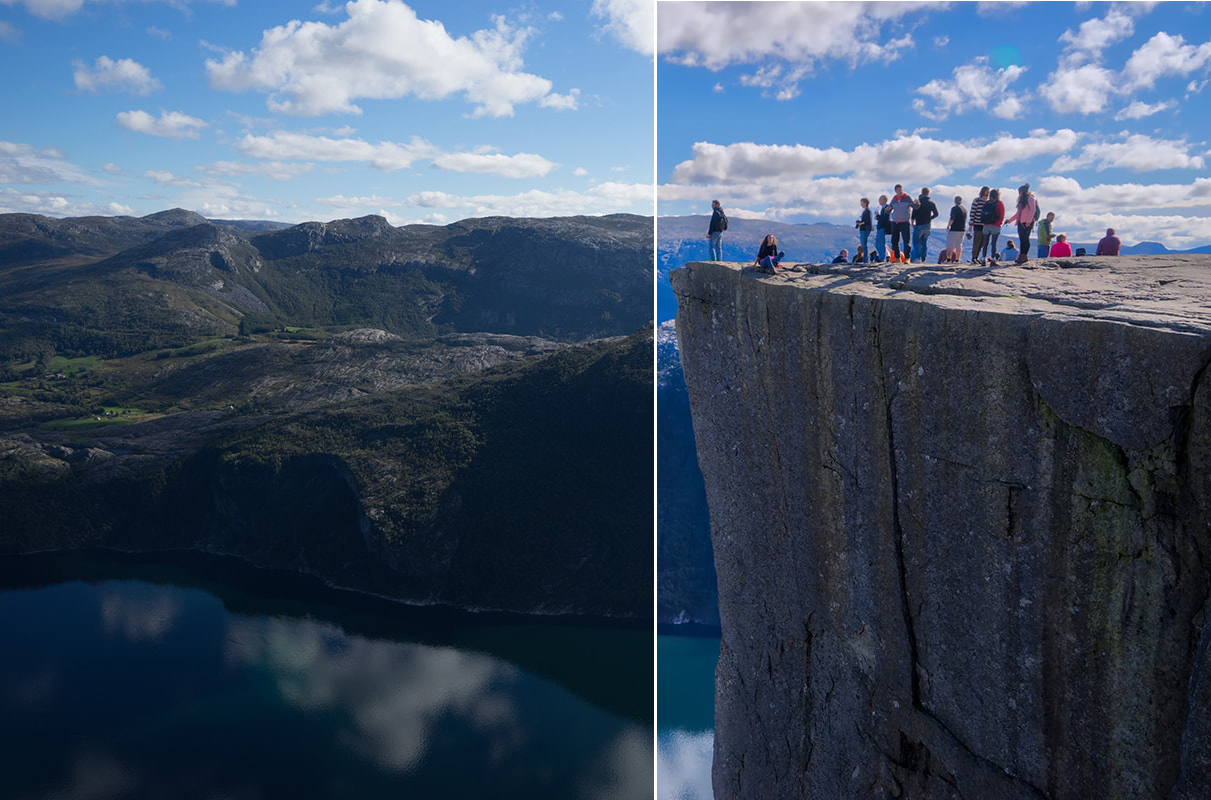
[1049,233,1072,257]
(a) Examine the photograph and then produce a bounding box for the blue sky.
[657,1,1211,249]
[0,0,653,224]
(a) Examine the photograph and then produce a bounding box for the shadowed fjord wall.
[672,256,1211,800]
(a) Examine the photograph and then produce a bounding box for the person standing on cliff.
[856,198,873,263]
[1003,183,1037,264]
[910,187,939,262]
[888,184,914,263]
[1036,211,1056,258]
[979,188,1005,266]
[707,200,727,260]
[944,196,966,263]
[873,194,890,262]
[1096,227,1121,255]
[968,186,989,265]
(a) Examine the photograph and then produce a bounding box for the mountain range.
[0,209,654,620]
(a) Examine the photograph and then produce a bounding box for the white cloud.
[235,131,559,179]
[657,1,943,98]
[538,88,580,111]
[0,0,86,18]
[316,193,397,208]
[142,169,204,187]
[406,181,650,217]
[431,151,558,178]
[0,0,234,19]
[573,166,589,177]
[201,160,316,181]
[591,0,654,56]
[237,131,438,170]
[1113,99,1175,120]
[658,1,939,69]
[1045,63,1117,114]
[1122,31,1211,90]
[206,0,574,118]
[913,59,1027,120]
[0,140,98,184]
[667,130,1083,186]
[1058,8,1135,62]
[73,56,161,95]
[116,109,206,139]
[1050,133,1206,172]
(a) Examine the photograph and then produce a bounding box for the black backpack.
[982,200,999,225]
[720,211,728,231]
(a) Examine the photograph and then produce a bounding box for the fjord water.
[657,632,718,800]
[0,552,652,800]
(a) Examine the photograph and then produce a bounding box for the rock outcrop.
[671,256,1211,799]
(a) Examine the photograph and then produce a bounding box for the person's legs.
[874,230,886,261]
[971,228,984,263]
[709,231,722,260]
[859,229,870,261]
[987,227,1000,261]
[1037,242,1048,258]
[917,226,931,263]
[1017,223,1031,260]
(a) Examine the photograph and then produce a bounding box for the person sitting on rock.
[832,248,849,264]
[1096,228,1121,255]
[753,234,784,271]
[852,245,866,264]
[1049,233,1072,257]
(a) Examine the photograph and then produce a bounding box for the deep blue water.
[656,632,718,800]
[0,551,652,800]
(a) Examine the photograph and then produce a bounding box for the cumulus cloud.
[0,140,97,184]
[657,1,943,98]
[237,131,438,170]
[1050,133,1206,172]
[1114,99,1175,120]
[1121,31,1211,90]
[431,151,558,178]
[73,56,161,94]
[1058,7,1135,62]
[667,130,1082,186]
[206,0,575,118]
[406,181,650,217]
[116,109,206,138]
[201,160,316,181]
[1046,63,1118,114]
[234,131,558,179]
[913,58,1027,120]
[591,0,654,56]
[1,0,234,19]
[1045,9,1211,115]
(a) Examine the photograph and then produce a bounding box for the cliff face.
[671,257,1211,799]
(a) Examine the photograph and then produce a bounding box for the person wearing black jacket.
[910,187,939,262]
[855,198,873,263]
[707,199,726,260]
[944,196,966,262]
[873,193,890,262]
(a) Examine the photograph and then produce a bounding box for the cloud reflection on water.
[657,730,713,800]
[223,615,521,773]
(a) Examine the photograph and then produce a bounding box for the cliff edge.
[671,256,1211,799]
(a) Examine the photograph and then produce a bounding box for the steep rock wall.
[671,257,1211,799]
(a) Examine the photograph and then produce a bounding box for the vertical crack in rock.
[872,304,922,708]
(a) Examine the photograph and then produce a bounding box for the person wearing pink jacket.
[1003,183,1037,264]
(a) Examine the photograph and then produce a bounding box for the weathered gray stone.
[671,256,1211,800]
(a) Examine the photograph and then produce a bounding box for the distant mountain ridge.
[0,209,653,360]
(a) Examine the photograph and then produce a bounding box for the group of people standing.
[705,191,1123,272]
[860,183,1046,266]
